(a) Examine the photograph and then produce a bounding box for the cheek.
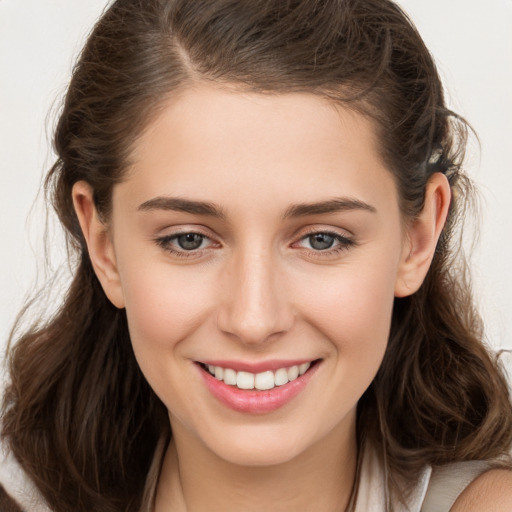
[117,262,218,419]
[296,256,399,342]
[117,260,214,359]
[294,262,398,425]
[290,241,402,385]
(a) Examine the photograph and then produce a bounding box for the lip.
[197,360,320,414]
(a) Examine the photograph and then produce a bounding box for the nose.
[216,248,294,346]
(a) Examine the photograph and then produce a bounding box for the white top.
[354,444,432,511]
[354,443,493,512]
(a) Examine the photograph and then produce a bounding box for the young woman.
[2,1,512,511]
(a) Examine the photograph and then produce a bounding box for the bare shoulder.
[450,469,512,511]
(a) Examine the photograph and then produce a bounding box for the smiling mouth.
[198,361,318,391]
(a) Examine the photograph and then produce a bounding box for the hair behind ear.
[0,484,24,512]
[360,249,512,496]
[2,254,167,512]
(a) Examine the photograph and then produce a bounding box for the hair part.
[3,1,512,510]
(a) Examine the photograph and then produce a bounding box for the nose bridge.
[217,244,292,345]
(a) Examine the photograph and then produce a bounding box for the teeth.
[255,371,275,391]
[236,371,255,390]
[274,368,289,386]
[223,368,237,385]
[287,365,299,381]
[205,362,313,391]
[299,362,310,375]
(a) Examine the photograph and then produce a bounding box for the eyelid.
[298,225,352,237]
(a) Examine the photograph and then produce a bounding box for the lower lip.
[198,363,319,414]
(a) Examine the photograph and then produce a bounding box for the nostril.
[216,307,295,346]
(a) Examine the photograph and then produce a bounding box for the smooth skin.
[73,86,511,511]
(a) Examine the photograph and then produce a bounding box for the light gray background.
[1,0,511,358]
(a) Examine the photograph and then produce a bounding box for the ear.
[395,173,451,298]
[72,181,125,308]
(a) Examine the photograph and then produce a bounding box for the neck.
[155,416,358,512]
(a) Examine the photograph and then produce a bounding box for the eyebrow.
[137,197,226,219]
[283,198,377,219]
[137,196,376,220]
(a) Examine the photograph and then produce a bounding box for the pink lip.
[197,361,320,414]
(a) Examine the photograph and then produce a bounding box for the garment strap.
[140,435,169,512]
[421,461,492,512]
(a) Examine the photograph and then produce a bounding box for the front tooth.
[287,365,299,381]
[299,362,311,375]
[237,371,255,390]
[214,366,224,380]
[255,371,275,390]
[274,368,289,386]
[223,368,237,385]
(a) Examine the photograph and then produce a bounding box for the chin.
[217,442,302,467]
[199,423,318,467]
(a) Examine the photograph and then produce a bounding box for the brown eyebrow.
[283,198,377,219]
[137,196,375,220]
[137,197,226,219]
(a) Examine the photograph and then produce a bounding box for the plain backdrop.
[1,0,511,362]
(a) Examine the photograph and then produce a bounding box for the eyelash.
[154,231,214,258]
[154,229,355,258]
[293,229,355,257]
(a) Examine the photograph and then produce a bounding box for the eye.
[154,231,216,257]
[294,230,355,254]
[174,233,206,251]
[306,232,336,250]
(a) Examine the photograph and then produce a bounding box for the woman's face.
[101,86,412,465]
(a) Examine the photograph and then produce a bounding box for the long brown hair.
[3,1,512,510]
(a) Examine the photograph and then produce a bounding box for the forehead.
[118,85,397,216]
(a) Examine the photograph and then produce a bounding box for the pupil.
[309,233,334,250]
[178,233,203,250]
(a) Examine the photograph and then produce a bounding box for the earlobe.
[72,181,125,308]
[394,173,451,298]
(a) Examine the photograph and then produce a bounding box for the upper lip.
[197,359,318,373]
